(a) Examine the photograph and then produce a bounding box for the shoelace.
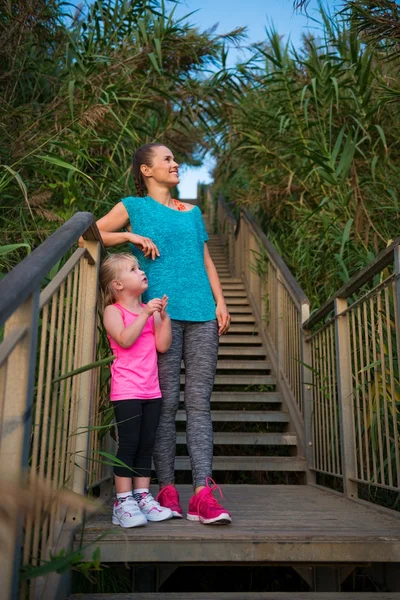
[197,477,225,517]
[116,496,137,517]
[140,493,158,507]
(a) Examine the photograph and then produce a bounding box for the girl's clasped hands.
[144,295,169,320]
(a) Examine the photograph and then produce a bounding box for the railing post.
[300,302,316,484]
[334,297,358,499]
[69,240,101,519]
[229,222,235,277]
[276,271,284,381]
[0,291,40,600]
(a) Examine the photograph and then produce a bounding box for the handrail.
[303,236,400,329]
[0,212,111,600]
[214,193,309,460]
[215,191,400,512]
[240,208,309,306]
[0,212,96,326]
[218,193,237,228]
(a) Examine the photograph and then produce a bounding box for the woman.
[96,142,232,524]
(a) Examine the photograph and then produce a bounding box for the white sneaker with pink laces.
[112,496,147,528]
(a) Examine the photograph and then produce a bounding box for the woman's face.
[142,146,179,188]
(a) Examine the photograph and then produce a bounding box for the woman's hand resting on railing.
[79,230,160,260]
[127,233,160,260]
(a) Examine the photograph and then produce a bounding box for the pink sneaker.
[156,485,183,518]
[187,478,232,525]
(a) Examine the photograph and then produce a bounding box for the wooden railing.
[214,193,310,457]
[303,241,400,502]
[0,213,112,600]
[214,193,400,509]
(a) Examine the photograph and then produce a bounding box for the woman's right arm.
[89,202,160,259]
[96,202,131,247]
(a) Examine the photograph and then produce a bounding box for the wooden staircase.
[70,231,400,599]
[176,234,306,477]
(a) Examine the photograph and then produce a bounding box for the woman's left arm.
[204,244,231,336]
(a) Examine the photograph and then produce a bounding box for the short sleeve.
[195,207,209,242]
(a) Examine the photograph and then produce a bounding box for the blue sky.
[171,0,326,197]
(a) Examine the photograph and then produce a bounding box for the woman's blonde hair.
[99,253,139,308]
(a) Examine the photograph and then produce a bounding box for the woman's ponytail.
[132,143,163,197]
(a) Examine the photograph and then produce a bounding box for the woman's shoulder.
[181,201,200,212]
[121,195,144,208]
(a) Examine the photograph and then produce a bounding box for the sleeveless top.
[107,303,161,401]
[122,196,216,322]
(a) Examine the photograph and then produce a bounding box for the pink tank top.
[107,303,161,401]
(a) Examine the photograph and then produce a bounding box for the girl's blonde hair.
[99,253,139,308]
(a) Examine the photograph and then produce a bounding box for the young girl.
[100,253,173,528]
[95,143,232,525]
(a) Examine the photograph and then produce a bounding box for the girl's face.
[141,146,179,188]
[114,260,148,295]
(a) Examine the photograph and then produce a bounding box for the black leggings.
[113,399,161,478]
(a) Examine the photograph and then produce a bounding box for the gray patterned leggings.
[153,319,218,489]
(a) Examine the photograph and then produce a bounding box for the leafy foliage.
[212,4,400,306]
[0,0,240,260]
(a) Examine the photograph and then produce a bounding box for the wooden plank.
[219,335,262,345]
[224,291,248,298]
[186,392,282,403]
[180,374,275,385]
[217,346,266,356]
[176,432,297,445]
[182,360,271,371]
[230,315,256,323]
[70,594,400,600]
[75,485,400,564]
[219,278,243,284]
[226,298,251,305]
[174,456,306,471]
[225,305,253,313]
[176,410,289,422]
[227,325,259,333]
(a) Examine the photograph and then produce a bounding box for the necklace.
[172,199,187,211]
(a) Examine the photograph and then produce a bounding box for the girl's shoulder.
[103,303,123,317]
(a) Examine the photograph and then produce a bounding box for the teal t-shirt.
[122,196,216,322]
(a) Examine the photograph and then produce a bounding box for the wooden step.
[218,346,266,356]
[176,432,297,445]
[69,594,400,600]
[181,360,271,371]
[219,278,243,284]
[219,335,262,345]
[180,391,282,403]
[230,314,256,323]
[175,456,306,471]
[227,298,251,305]
[223,290,247,298]
[176,410,288,422]
[226,305,253,313]
[227,324,259,334]
[180,374,275,385]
